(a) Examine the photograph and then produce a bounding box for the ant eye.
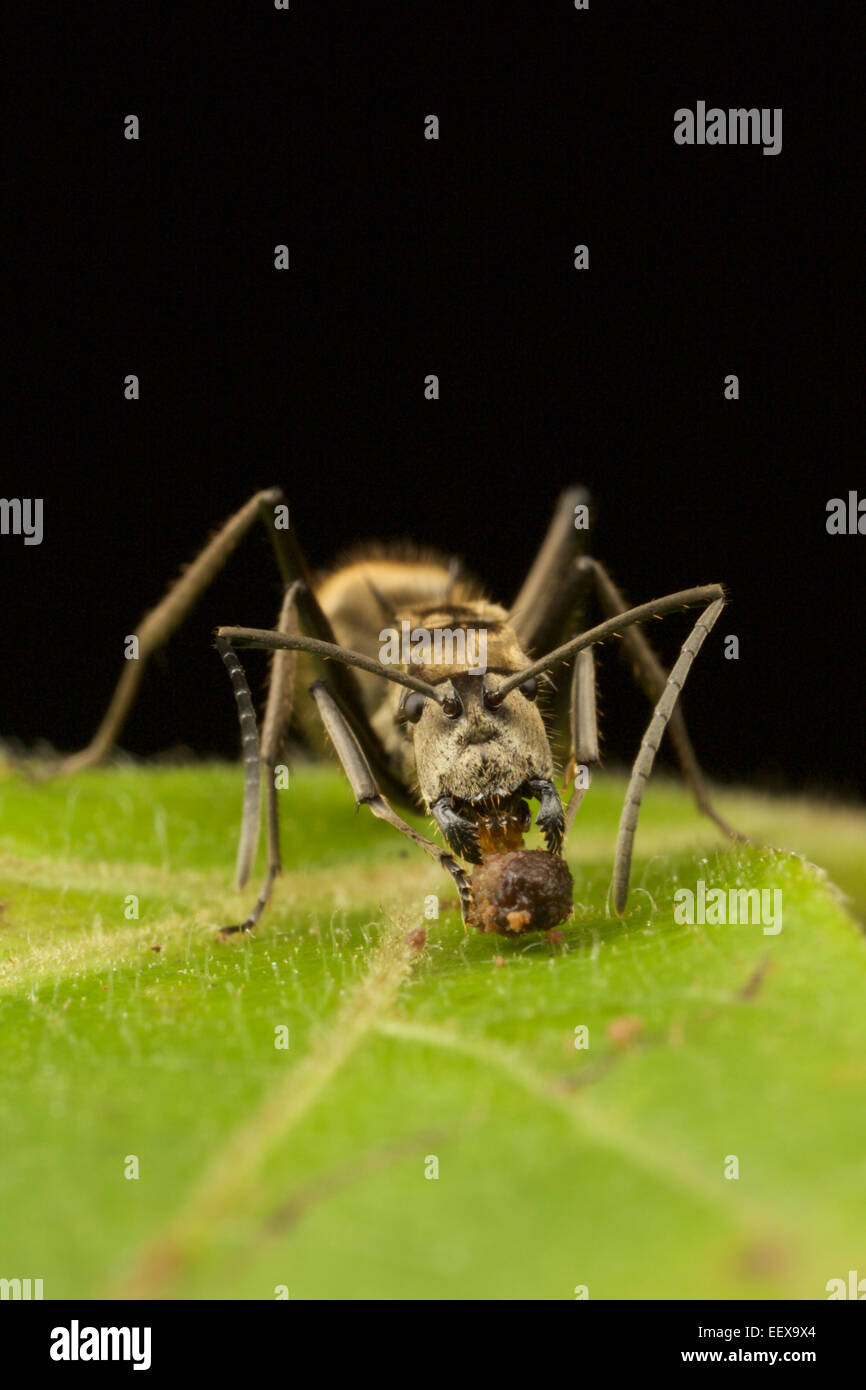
[483,687,504,710]
[519,677,538,701]
[442,693,462,720]
[400,692,426,724]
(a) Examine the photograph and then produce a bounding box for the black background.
[6,3,863,797]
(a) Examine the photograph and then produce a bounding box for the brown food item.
[467,850,574,935]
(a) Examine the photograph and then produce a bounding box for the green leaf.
[0,763,864,1299]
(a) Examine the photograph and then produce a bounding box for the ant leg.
[214,636,268,934]
[54,488,285,775]
[508,486,592,654]
[577,557,743,841]
[213,584,302,935]
[563,648,600,835]
[260,508,401,785]
[309,680,474,924]
[211,583,299,934]
[612,597,726,916]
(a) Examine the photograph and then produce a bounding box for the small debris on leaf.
[607,1015,643,1047]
